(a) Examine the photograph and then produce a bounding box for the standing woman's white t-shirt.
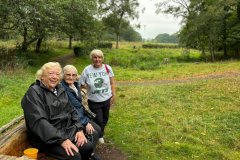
[79,64,114,102]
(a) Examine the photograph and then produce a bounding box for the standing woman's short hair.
[90,49,104,61]
[36,62,63,81]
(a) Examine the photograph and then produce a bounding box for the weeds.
[0,47,29,73]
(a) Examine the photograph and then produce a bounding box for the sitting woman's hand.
[61,139,78,156]
[86,123,94,135]
[75,130,87,147]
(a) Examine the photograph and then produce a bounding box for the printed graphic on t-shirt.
[94,78,104,88]
[92,77,109,95]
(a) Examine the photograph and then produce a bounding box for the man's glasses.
[65,74,77,78]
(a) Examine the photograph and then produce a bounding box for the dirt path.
[50,51,76,67]
[51,52,240,160]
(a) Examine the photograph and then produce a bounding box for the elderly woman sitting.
[61,65,102,160]
[21,62,93,160]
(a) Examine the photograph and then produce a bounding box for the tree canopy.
[154,33,178,43]
[0,0,104,51]
[156,0,240,62]
[101,0,143,49]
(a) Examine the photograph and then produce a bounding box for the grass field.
[106,77,240,159]
[74,47,240,81]
[0,41,240,159]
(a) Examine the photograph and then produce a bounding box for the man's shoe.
[91,153,102,160]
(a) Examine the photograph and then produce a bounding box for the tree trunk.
[197,36,209,62]
[236,2,240,57]
[116,34,119,49]
[210,40,215,62]
[223,15,227,57]
[69,36,72,49]
[35,38,43,53]
[22,27,37,51]
[22,27,28,51]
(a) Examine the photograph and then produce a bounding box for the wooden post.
[164,58,169,65]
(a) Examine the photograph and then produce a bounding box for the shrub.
[73,44,87,57]
[73,42,113,57]
[0,47,28,72]
[142,43,180,49]
[97,42,112,48]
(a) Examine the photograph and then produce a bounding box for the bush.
[97,42,112,48]
[142,43,180,49]
[73,44,87,57]
[0,47,28,71]
[73,42,113,57]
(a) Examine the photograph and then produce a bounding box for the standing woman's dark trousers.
[88,98,111,138]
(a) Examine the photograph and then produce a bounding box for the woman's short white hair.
[63,65,78,75]
[90,49,104,61]
[36,62,63,81]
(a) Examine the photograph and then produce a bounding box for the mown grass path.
[115,71,240,86]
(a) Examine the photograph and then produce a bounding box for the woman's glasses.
[65,74,77,78]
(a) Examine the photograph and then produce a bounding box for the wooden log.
[0,155,33,160]
[0,121,29,157]
[0,115,24,133]
[0,121,57,160]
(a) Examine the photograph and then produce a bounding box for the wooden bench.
[0,121,57,160]
[0,90,89,160]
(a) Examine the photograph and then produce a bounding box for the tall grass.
[74,47,240,81]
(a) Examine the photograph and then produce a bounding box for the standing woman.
[79,49,116,143]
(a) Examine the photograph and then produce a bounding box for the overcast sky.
[134,0,182,39]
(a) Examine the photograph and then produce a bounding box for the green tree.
[155,0,239,62]
[154,33,178,43]
[0,0,63,51]
[122,26,142,42]
[226,1,240,57]
[101,0,143,49]
[59,0,103,49]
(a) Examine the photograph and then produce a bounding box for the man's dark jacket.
[21,80,84,149]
